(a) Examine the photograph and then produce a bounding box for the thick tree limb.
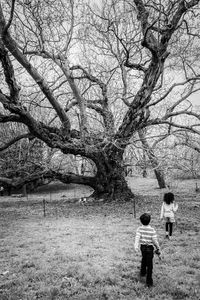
[3,0,16,34]
[0,4,70,130]
[133,0,158,55]
[0,111,21,123]
[0,39,20,103]
[0,170,96,190]
[115,0,200,142]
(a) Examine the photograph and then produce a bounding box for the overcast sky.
[189,92,199,107]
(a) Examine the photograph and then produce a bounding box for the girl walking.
[160,192,178,239]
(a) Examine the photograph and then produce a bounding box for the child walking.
[134,213,161,287]
[160,192,178,239]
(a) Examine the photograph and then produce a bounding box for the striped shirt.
[134,225,160,251]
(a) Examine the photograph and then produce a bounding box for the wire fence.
[0,194,138,220]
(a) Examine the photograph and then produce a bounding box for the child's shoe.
[146,279,153,288]
[139,272,146,283]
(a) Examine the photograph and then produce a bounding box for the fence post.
[43,199,46,217]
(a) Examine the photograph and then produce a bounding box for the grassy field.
[0,178,199,300]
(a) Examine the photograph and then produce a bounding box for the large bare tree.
[0,0,200,199]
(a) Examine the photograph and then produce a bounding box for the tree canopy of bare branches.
[0,0,200,199]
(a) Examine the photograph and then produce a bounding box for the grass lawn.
[0,178,199,299]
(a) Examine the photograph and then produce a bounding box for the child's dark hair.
[163,192,174,205]
[140,213,151,225]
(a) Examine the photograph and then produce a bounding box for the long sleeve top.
[134,225,160,252]
[160,202,178,221]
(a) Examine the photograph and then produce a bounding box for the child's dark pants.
[140,245,154,286]
[165,219,173,236]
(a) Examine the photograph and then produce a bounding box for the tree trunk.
[142,149,147,178]
[92,152,134,201]
[138,130,166,189]
[154,169,166,189]
[22,184,27,197]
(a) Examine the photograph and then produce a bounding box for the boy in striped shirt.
[134,213,161,287]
